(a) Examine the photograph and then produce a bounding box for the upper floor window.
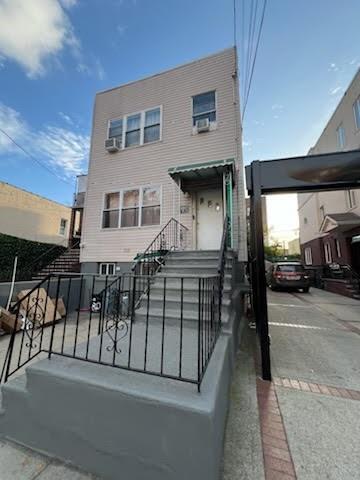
[336,123,345,149]
[144,108,161,143]
[108,118,123,143]
[125,114,141,147]
[102,186,161,229]
[192,91,216,126]
[346,190,357,209]
[108,106,161,150]
[59,218,67,235]
[353,96,360,130]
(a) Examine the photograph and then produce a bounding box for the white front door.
[196,189,223,250]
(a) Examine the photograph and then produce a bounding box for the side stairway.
[135,249,235,325]
[32,248,80,280]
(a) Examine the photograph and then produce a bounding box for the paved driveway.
[267,287,360,480]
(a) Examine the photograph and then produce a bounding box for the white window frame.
[345,190,357,210]
[102,191,120,229]
[101,185,162,229]
[107,105,162,150]
[59,218,67,236]
[99,263,116,276]
[335,239,341,258]
[304,247,312,266]
[192,90,217,132]
[336,123,345,149]
[324,242,332,264]
[353,96,360,130]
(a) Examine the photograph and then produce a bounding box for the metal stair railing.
[131,218,189,307]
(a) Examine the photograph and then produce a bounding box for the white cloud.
[59,0,78,7]
[0,102,28,153]
[36,126,89,176]
[329,86,344,96]
[0,101,89,177]
[271,104,284,111]
[0,0,79,78]
[349,58,357,65]
[77,56,106,80]
[58,111,74,125]
[328,63,339,72]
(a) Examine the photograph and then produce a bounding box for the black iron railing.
[217,215,229,325]
[131,218,188,306]
[1,272,221,391]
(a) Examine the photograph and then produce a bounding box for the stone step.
[168,250,233,260]
[137,294,231,314]
[161,265,230,276]
[134,306,229,324]
[164,258,232,267]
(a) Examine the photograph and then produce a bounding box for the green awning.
[168,158,235,187]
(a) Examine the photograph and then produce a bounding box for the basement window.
[99,263,115,276]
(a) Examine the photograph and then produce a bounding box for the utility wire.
[0,127,74,186]
[242,0,268,122]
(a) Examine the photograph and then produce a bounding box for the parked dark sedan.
[266,262,310,292]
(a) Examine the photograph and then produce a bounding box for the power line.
[242,0,268,122]
[0,127,74,186]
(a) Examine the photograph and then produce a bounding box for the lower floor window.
[324,242,332,264]
[102,185,161,229]
[99,263,115,275]
[304,247,312,265]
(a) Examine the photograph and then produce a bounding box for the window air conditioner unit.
[105,138,120,152]
[195,118,210,133]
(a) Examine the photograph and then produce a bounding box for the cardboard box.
[17,288,61,325]
[0,307,22,333]
[51,297,66,317]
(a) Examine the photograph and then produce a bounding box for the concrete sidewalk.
[266,288,360,480]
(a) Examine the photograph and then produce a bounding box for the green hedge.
[0,233,66,282]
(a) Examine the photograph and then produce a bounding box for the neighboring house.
[287,237,300,256]
[298,68,360,275]
[245,196,269,246]
[0,181,71,246]
[81,48,247,273]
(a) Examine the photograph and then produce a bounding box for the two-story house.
[298,68,360,294]
[80,48,247,274]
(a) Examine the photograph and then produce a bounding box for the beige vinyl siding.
[81,48,246,263]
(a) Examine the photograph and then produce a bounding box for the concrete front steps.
[0,333,233,480]
[135,250,234,324]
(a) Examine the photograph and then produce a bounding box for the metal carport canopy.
[246,149,360,195]
[245,148,360,382]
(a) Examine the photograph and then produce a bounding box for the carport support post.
[251,161,271,381]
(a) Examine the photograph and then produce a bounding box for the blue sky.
[0,0,359,212]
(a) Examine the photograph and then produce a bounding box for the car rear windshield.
[277,265,304,273]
